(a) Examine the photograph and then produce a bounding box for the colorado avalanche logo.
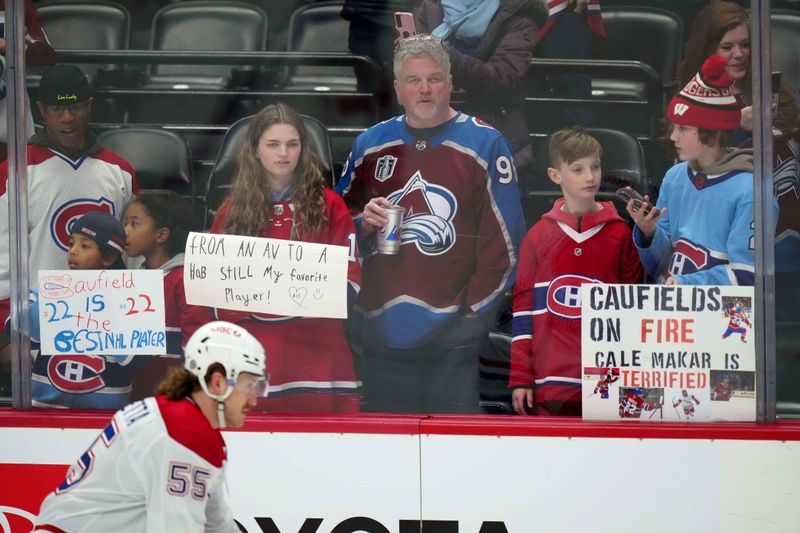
[546,274,600,319]
[669,239,711,275]
[47,354,107,393]
[50,198,115,251]
[386,171,457,256]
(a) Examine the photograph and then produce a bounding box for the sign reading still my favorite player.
[581,284,756,422]
[184,232,348,318]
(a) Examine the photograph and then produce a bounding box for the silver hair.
[393,35,451,79]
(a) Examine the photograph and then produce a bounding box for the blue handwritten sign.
[37,270,166,356]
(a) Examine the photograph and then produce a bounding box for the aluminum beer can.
[376,206,404,254]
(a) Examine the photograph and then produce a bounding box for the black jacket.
[415,0,548,155]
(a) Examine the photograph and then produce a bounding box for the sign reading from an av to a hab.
[184,232,349,319]
[581,284,755,422]
[37,270,166,356]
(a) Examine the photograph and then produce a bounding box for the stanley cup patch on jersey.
[374,155,398,182]
[386,171,458,256]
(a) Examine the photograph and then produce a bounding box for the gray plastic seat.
[285,1,355,92]
[98,127,192,194]
[146,1,268,90]
[772,10,800,94]
[591,7,683,100]
[35,1,130,81]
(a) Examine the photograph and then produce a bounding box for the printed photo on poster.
[618,387,664,420]
[584,367,619,400]
[720,296,752,344]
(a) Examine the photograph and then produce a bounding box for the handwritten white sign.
[581,284,756,422]
[37,270,166,356]
[183,232,348,319]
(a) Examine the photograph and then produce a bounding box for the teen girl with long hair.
[210,103,361,412]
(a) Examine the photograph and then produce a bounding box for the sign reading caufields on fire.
[581,284,756,422]
[37,270,166,356]
[184,232,349,319]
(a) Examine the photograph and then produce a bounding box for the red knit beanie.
[667,55,742,130]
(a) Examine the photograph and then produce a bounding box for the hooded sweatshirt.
[509,199,642,411]
[634,148,777,286]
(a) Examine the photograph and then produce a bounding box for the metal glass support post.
[6,0,31,408]
[751,0,777,422]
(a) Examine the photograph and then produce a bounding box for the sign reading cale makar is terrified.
[581,284,756,422]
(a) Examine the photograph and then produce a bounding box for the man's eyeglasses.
[41,101,91,116]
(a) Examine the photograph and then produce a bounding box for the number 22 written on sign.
[125,294,156,316]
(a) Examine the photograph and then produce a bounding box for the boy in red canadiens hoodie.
[509,127,643,416]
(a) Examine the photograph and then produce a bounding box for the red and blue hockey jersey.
[0,133,138,325]
[509,199,642,410]
[210,188,361,412]
[337,113,526,348]
[36,396,236,531]
[131,253,214,400]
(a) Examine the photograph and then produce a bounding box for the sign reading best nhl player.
[184,232,348,319]
[37,270,166,356]
[581,284,756,422]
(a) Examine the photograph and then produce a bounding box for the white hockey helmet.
[184,321,266,403]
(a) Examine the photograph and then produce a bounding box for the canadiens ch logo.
[375,155,398,182]
[51,198,115,251]
[386,171,457,256]
[47,354,107,393]
[546,274,600,319]
[669,239,712,275]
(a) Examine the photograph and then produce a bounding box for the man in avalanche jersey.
[337,35,525,413]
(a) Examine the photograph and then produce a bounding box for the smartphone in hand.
[616,186,652,216]
[395,12,416,39]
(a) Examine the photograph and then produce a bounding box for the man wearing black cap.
[0,64,138,335]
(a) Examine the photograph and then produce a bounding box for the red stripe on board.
[2,409,800,440]
[418,416,800,441]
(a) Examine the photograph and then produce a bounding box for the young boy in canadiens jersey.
[30,211,136,409]
[627,55,777,286]
[509,127,643,416]
[123,191,212,400]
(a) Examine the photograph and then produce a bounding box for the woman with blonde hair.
[210,103,361,412]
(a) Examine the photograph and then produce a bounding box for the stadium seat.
[98,127,192,196]
[777,320,800,414]
[772,10,800,94]
[146,1,268,90]
[204,114,334,226]
[36,1,130,81]
[284,1,355,92]
[592,6,683,100]
[523,128,645,225]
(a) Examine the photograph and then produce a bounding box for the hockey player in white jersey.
[673,389,701,419]
[34,321,268,532]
